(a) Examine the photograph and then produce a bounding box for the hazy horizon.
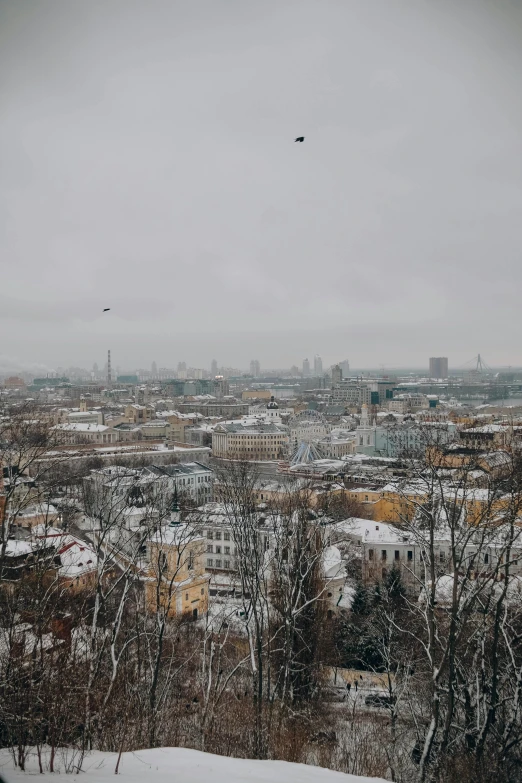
[2,0,522,372]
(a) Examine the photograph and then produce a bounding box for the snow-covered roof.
[34,531,98,578]
[148,522,203,547]
[15,503,59,518]
[322,545,346,579]
[419,574,456,607]
[333,518,407,544]
[5,540,34,556]
[54,423,108,432]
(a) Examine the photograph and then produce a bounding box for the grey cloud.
[1,0,522,370]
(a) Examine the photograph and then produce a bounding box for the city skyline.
[2,351,520,381]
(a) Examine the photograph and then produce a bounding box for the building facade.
[145,500,209,619]
[429,357,449,379]
[212,422,288,461]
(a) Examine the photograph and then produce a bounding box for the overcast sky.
[1,0,522,373]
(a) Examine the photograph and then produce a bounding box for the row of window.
[207,545,232,555]
[368,549,456,564]
[206,531,230,540]
[368,549,414,562]
[207,558,231,569]
[228,435,284,440]
[179,475,210,486]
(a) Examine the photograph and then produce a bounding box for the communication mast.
[107,349,112,389]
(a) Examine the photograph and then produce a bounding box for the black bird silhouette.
[295,136,305,142]
[103,308,110,312]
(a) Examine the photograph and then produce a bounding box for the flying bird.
[295,136,305,142]
[103,308,110,312]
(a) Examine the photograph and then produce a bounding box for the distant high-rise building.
[107,350,112,388]
[178,361,187,372]
[339,359,350,376]
[302,358,310,377]
[313,355,323,377]
[290,365,299,376]
[331,364,342,387]
[429,357,448,379]
[213,376,230,398]
[250,359,261,377]
[151,361,158,377]
[211,359,218,376]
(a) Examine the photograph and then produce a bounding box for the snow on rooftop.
[5,539,34,556]
[16,503,59,518]
[334,518,407,544]
[54,423,108,432]
[0,747,386,783]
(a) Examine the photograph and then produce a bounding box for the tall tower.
[429,357,448,379]
[331,364,342,387]
[107,349,112,389]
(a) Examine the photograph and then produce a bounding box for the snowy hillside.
[0,747,388,783]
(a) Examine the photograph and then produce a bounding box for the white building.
[288,410,330,454]
[53,423,119,444]
[355,405,456,458]
[317,430,357,459]
[330,516,522,595]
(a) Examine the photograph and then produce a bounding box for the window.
[382,550,387,561]
[215,546,221,554]
[224,546,230,555]
[188,550,194,570]
[394,550,400,561]
[207,544,213,553]
[368,549,374,561]
[484,553,489,564]
[224,532,230,541]
[407,550,413,562]
[224,560,230,569]
[439,552,445,562]
[207,558,213,567]
[201,587,205,595]
[207,531,213,540]
[185,593,189,601]
[215,532,222,540]
[365,495,369,501]
[215,559,222,568]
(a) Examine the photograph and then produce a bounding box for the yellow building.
[374,485,428,524]
[346,487,382,520]
[145,497,209,619]
[358,482,513,528]
[160,412,201,443]
[125,404,152,424]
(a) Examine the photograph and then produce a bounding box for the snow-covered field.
[0,747,388,783]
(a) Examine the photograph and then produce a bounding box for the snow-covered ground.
[0,747,388,783]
